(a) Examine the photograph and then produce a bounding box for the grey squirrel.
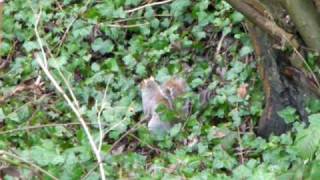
[140,76,187,134]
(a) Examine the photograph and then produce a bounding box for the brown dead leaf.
[213,130,226,138]
[237,83,249,99]
[111,144,126,155]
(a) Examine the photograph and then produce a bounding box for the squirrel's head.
[139,76,159,91]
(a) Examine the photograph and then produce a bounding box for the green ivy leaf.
[239,46,253,57]
[277,107,298,124]
[294,114,320,159]
[91,38,114,54]
[170,0,191,17]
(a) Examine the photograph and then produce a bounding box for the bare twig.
[81,164,99,180]
[100,103,135,145]
[129,134,163,153]
[97,77,112,152]
[0,122,107,135]
[104,22,150,28]
[125,0,173,13]
[57,69,80,109]
[54,0,64,11]
[108,117,147,153]
[113,14,171,23]
[224,0,299,48]
[55,0,92,53]
[236,127,245,164]
[0,80,44,104]
[214,32,227,58]
[34,11,105,180]
[0,150,58,180]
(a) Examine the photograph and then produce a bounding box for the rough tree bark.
[224,0,320,138]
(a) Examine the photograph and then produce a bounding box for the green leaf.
[103,58,119,72]
[23,41,39,52]
[230,12,244,23]
[239,46,253,57]
[123,54,137,68]
[91,62,100,72]
[190,78,204,88]
[125,0,142,6]
[277,107,298,124]
[170,0,191,17]
[0,108,6,120]
[170,123,182,137]
[294,114,320,159]
[91,38,114,54]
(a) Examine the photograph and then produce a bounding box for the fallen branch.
[34,11,106,180]
[55,0,92,53]
[125,0,173,13]
[0,150,58,180]
[107,118,147,153]
[0,122,108,135]
[224,0,299,48]
[0,78,44,104]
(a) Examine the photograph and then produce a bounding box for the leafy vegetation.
[1,0,320,179]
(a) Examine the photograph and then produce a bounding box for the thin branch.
[0,150,58,180]
[113,14,171,23]
[0,122,107,135]
[129,134,163,153]
[236,127,245,164]
[55,0,92,53]
[81,164,99,180]
[100,103,135,144]
[107,117,147,153]
[214,32,227,59]
[97,77,112,152]
[57,69,80,109]
[104,22,150,28]
[125,0,173,13]
[0,80,44,104]
[283,0,320,52]
[224,0,299,48]
[34,11,106,180]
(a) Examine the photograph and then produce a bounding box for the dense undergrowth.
[1,0,320,179]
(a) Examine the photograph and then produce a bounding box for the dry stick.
[0,122,107,135]
[226,0,320,90]
[125,0,173,13]
[114,14,171,23]
[129,134,163,153]
[100,102,135,145]
[57,69,80,109]
[225,0,299,48]
[282,34,320,88]
[0,150,58,180]
[81,163,99,180]
[214,32,227,58]
[108,118,147,153]
[56,0,92,52]
[34,12,106,180]
[97,77,112,152]
[236,127,245,164]
[104,22,150,28]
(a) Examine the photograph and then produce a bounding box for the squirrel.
[140,76,187,134]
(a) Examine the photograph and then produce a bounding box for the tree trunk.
[224,0,320,138]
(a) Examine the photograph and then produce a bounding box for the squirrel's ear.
[139,80,146,88]
[149,76,155,81]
